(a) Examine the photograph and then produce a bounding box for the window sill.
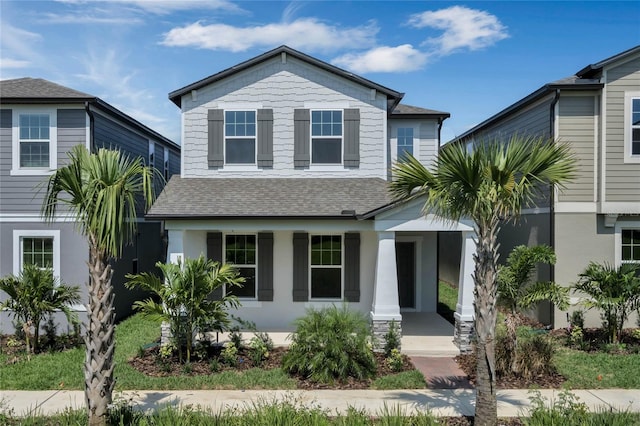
[10,168,55,176]
[236,301,262,308]
[623,155,640,164]
[305,299,343,308]
[219,165,261,172]
[309,165,349,172]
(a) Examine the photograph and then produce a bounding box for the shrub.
[282,304,376,384]
[496,332,556,379]
[249,336,269,367]
[209,358,220,373]
[0,264,81,354]
[385,348,404,372]
[383,320,401,357]
[221,344,238,367]
[569,310,585,329]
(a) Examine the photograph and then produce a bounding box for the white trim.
[623,91,640,163]
[0,213,77,223]
[601,69,608,204]
[308,165,350,172]
[554,202,598,213]
[13,229,61,278]
[11,107,58,176]
[600,202,640,214]
[382,108,388,180]
[180,111,185,178]
[593,95,599,202]
[396,236,422,312]
[219,165,260,172]
[85,113,91,151]
[614,220,640,267]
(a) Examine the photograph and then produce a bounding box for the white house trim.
[10,106,58,176]
[600,202,640,214]
[623,91,640,163]
[555,202,598,213]
[370,231,401,322]
[614,220,640,267]
[13,229,61,278]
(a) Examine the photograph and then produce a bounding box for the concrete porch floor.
[212,312,459,357]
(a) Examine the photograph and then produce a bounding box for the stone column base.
[371,319,402,352]
[454,317,474,354]
[160,321,172,346]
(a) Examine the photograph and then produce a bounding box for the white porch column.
[166,229,185,265]
[370,231,402,347]
[454,230,476,353]
[162,229,185,345]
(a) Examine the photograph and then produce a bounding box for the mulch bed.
[129,343,416,390]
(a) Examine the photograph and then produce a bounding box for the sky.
[1,1,639,144]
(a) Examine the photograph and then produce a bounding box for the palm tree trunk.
[473,221,499,426]
[85,242,116,426]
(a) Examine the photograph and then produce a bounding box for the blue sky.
[1,1,639,143]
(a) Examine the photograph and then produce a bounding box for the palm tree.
[389,136,575,426]
[0,264,81,355]
[126,255,244,363]
[575,262,640,344]
[42,145,156,426]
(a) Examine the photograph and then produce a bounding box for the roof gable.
[576,44,640,78]
[168,45,404,111]
[0,77,94,102]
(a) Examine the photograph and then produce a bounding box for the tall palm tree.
[389,135,575,426]
[42,145,156,426]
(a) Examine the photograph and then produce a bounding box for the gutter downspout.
[84,101,95,152]
[549,88,560,326]
[437,118,444,146]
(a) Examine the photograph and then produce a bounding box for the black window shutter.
[292,232,309,301]
[343,109,360,167]
[293,109,310,168]
[257,109,273,168]
[344,232,360,302]
[257,232,274,301]
[208,109,224,168]
[207,231,223,299]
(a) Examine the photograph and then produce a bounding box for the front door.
[396,242,415,309]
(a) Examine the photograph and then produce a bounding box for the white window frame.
[310,109,343,165]
[163,147,169,180]
[623,91,640,163]
[11,107,57,176]
[620,228,640,265]
[224,233,258,300]
[397,127,414,159]
[224,110,257,166]
[13,229,61,278]
[309,234,343,300]
[615,221,640,267]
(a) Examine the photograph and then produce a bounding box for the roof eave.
[169,45,404,109]
[390,112,451,120]
[0,97,96,104]
[145,213,371,220]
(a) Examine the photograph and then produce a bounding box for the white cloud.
[408,6,508,55]
[0,58,31,68]
[41,12,143,24]
[161,18,378,53]
[125,0,242,14]
[332,44,428,73]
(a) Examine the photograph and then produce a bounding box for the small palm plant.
[497,244,569,374]
[574,262,640,343]
[126,255,244,363]
[0,264,80,354]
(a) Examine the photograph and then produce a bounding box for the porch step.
[401,335,460,357]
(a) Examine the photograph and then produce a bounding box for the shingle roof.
[0,77,94,100]
[391,103,450,118]
[147,177,394,219]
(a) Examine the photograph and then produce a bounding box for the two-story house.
[148,45,477,350]
[0,77,180,332]
[445,45,640,328]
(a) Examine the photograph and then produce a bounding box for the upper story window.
[225,111,256,164]
[311,110,342,164]
[310,235,342,299]
[163,147,169,180]
[225,234,257,299]
[12,109,57,175]
[622,229,640,264]
[624,92,640,163]
[148,141,155,167]
[397,127,414,160]
[631,98,640,156]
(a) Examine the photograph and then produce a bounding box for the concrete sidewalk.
[2,389,639,418]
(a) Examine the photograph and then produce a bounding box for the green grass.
[437,280,458,325]
[372,370,426,389]
[554,348,640,389]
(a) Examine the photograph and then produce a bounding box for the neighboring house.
[148,45,478,349]
[0,77,180,332]
[445,45,640,328]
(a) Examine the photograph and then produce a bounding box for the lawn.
[0,313,424,391]
[554,348,640,389]
[437,280,458,325]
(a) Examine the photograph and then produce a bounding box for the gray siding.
[605,55,640,202]
[94,112,147,161]
[0,221,89,333]
[0,108,86,213]
[169,148,180,177]
[557,96,596,202]
[472,95,553,141]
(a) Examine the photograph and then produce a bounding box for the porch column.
[454,230,476,353]
[161,229,185,345]
[370,231,402,348]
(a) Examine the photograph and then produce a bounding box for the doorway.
[396,241,416,309]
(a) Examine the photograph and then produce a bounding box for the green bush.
[282,304,376,384]
[383,320,401,357]
[496,332,556,379]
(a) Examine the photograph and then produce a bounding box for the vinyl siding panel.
[473,95,553,141]
[181,55,387,178]
[387,119,439,178]
[557,96,596,202]
[94,112,147,161]
[605,55,640,202]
